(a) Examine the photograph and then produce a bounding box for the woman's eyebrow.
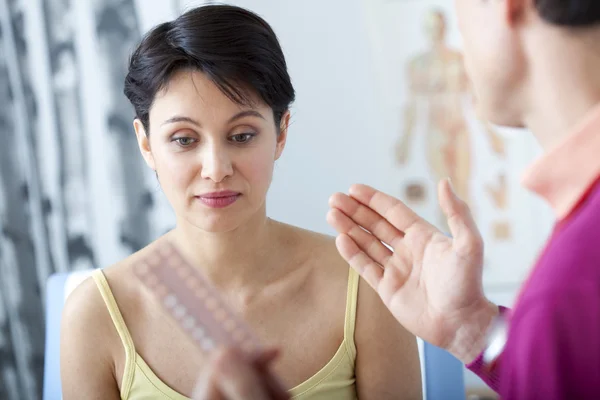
[161,111,264,127]
[161,115,202,127]
[228,110,265,123]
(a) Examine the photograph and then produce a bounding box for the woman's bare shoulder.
[60,237,172,397]
[63,236,170,335]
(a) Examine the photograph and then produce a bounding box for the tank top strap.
[92,269,135,398]
[343,267,360,360]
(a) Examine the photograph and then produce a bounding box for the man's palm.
[328,180,492,359]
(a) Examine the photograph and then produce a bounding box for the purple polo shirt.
[467,104,600,399]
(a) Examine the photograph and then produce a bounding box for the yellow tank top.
[92,268,360,400]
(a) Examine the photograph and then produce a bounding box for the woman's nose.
[199,144,233,182]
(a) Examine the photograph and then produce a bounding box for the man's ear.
[275,111,290,160]
[133,119,156,170]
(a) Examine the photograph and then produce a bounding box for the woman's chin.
[178,202,265,234]
[184,214,244,234]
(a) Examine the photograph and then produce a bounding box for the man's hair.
[535,0,600,27]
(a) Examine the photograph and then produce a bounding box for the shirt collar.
[522,103,600,219]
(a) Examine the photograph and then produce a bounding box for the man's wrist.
[446,300,499,364]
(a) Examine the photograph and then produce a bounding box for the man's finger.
[438,179,483,258]
[335,234,384,291]
[347,184,428,234]
[329,192,404,247]
[327,208,393,266]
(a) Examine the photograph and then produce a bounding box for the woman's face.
[134,69,288,233]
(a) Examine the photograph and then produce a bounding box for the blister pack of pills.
[133,241,262,356]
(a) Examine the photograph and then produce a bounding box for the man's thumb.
[438,178,483,256]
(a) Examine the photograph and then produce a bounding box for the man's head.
[455,0,600,128]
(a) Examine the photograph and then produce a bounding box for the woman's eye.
[174,137,195,147]
[230,133,254,144]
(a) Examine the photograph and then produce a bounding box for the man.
[194,0,600,398]
[329,0,600,398]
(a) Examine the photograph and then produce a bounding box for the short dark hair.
[535,0,600,27]
[123,4,295,133]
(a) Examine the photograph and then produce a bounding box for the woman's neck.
[168,211,285,292]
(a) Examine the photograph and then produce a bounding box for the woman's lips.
[196,191,241,208]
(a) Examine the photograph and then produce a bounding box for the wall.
[0,0,552,398]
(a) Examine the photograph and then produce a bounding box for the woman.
[60,5,421,400]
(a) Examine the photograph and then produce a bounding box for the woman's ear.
[505,0,527,25]
[133,119,156,170]
[275,111,290,160]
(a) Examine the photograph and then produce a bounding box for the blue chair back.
[44,271,95,400]
[420,339,466,400]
